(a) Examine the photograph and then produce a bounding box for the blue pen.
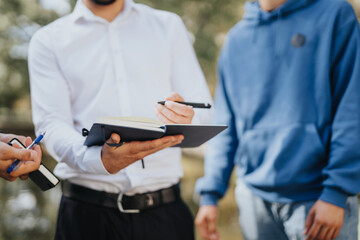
[6,131,46,174]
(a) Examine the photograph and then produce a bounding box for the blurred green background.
[0,0,359,239]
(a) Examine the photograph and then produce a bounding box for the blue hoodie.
[196,0,360,208]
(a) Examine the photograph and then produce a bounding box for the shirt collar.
[71,0,135,24]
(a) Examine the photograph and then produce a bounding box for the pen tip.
[40,131,46,136]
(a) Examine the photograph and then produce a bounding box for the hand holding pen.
[155,92,210,124]
[6,132,45,174]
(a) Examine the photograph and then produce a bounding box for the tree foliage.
[0,0,59,108]
[136,0,244,91]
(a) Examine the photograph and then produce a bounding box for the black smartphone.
[8,138,26,149]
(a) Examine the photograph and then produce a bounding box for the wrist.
[85,145,111,175]
[319,187,348,209]
[200,193,220,206]
[100,147,117,174]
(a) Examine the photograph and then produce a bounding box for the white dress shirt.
[29,0,212,195]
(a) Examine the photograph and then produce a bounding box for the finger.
[195,214,208,238]
[154,106,177,124]
[130,135,183,153]
[10,160,40,177]
[16,135,28,144]
[206,209,219,240]
[317,226,330,240]
[164,101,194,118]
[134,136,184,158]
[206,217,220,240]
[0,160,15,180]
[2,147,32,161]
[9,148,42,177]
[155,104,190,123]
[208,217,217,234]
[324,228,335,240]
[5,176,17,182]
[211,233,220,240]
[194,212,203,227]
[143,135,183,153]
[25,137,33,147]
[305,209,315,234]
[305,221,321,240]
[19,174,29,180]
[0,134,26,143]
[14,148,32,161]
[0,142,12,159]
[0,162,19,181]
[198,220,213,240]
[32,145,42,162]
[157,102,193,118]
[332,227,341,239]
[165,92,184,102]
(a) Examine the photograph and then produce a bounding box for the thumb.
[110,133,120,143]
[105,133,122,147]
[31,145,42,163]
[165,92,184,102]
[10,148,32,161]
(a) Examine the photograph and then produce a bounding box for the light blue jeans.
[235,180,359,240]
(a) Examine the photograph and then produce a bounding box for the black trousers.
[54,195,195,240]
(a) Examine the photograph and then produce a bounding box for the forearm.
[323,12,360,207]
[196,120,237,206]
[35,117,107,174]
[321,124,360,208]
[196,143,236,206]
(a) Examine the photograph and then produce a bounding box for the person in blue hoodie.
[195,0,360,239]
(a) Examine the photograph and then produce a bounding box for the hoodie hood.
[244,0,317,23]
[242,0,318,53]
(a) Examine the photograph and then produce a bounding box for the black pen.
[157,101,211,109]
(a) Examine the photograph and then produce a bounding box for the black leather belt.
[61,180,180,213]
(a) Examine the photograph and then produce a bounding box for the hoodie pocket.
[237,123,325,185]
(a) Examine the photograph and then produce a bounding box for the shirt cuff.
[318,187,349,209]
[83,146,111,175]
[200,193,220,206]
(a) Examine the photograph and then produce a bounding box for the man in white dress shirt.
[28,0,212,239]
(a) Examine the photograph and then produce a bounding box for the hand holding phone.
[0,137,41,181]
[7,132,45,174]
[5,136,59,190]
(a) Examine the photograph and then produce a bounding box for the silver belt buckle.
[117,192,140,213]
